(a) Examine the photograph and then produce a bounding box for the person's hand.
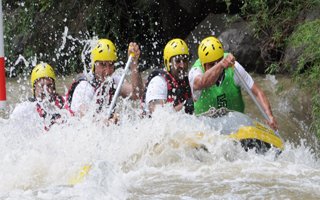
[174,102,184,112]
[266,116,278,130]
[219,53,235,69]
[109,113,120,124]
[184,98,194,114]
[103,113,120,126]
[128,42,140,63]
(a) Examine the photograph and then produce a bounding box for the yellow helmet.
[31,63,56,90]
[91,39,117,72]
[198,36,224,64]
[163,38,189,71]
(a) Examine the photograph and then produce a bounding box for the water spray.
[0,0,6,109]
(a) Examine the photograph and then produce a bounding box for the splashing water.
[1,27,320,199]
[1,93,320,199]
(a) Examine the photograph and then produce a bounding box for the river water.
[0,73,319,199]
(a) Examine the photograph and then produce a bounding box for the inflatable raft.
[68,108,284,186]
[198,108,284,154]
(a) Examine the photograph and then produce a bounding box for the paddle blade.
[68,164,91,186]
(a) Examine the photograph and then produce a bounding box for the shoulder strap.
[142,68,181,103]
[65,74,87,109]
[163,72,178,102]
[55,95,65,109]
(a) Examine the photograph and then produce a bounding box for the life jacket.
[192,56,245,115]
[29,95,65,131]
[65,73,116,115]
[64,74,87,115]
[94,78,116,114]
[142,69,193,114]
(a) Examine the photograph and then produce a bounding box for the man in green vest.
[188,36,278,130]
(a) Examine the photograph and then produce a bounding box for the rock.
[219,22,264,73]
[282,6,320,72]
[185,14,229,63]
[186,14,264,72]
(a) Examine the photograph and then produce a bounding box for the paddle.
[106,53,134,119]
[68,53,135,186]
[233,65,284,141]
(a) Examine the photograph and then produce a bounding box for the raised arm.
[120,42,144,100]
[193,54,235,91]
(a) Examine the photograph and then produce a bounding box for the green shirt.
[192,56,245,115]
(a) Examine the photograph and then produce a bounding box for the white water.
[1,75,320,199]
[1,26,319,199]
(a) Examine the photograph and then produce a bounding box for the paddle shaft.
[106,54,134,119]
[234,66,284,140]
[234,67,270,121]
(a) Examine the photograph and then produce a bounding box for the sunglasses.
[171,55,189,63]
[95,61,115,68]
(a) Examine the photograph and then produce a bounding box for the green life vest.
[192,55,245,115]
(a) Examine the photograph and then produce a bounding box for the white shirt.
[188,61,254,101]
[11,99,68,130]
[145,76,168,103]
[70,74,121,113]
[10,101,44,132]
[11,101,41,121]
[145,75,168,110]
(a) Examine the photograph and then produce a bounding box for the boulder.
[282,6,320,72]
[186,14,264,72]
[219,22,264,73]
[185,14,229,63]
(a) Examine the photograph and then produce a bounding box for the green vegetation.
[2,0,157,76]
[3,0,61,76]
[2,0,320,136]
[289,19,320,137]
[83,0,157,62]
[241,0,305,68]
[241,0,320,137]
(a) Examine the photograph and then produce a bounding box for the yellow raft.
[68,109,284,186]
[198,108,284,153]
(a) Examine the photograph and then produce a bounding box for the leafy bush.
[241,0,305,68]
[241,0,320,137]
[288,19,320,137]
[2,0,159,76]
